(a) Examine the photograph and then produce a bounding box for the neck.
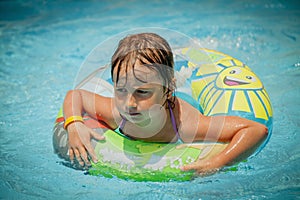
[120,103,178,142]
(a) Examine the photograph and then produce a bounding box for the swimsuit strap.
[168,100,183,143]
[116,115,135,140]
[119,115,126,130]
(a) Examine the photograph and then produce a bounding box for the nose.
[126,93,137,108]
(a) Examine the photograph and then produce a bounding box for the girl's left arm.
[178,100,268,174]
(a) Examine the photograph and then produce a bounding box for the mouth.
[126,112,141,117]
[129,113,140,116]
[223,76,249,86]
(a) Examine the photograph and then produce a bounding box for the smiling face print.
[216,67,262,90]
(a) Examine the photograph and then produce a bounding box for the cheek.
[113,97,124,110]
[148,92,167,107]
[131,96,162,111]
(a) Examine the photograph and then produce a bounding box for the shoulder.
[176,97,203,117]
[175,97,206,141]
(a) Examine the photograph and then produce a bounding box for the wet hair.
[111,33,176,107]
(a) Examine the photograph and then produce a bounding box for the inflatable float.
[53,47,273,182]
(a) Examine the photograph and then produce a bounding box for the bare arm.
[178,99,268,173]
[199,115,267,165]
[63,89,116,127]
[63,89,117,166]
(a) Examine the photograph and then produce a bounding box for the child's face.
[113,63,168,126]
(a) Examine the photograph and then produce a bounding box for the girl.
[60,33,268,174]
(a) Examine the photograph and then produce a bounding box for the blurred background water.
[0,0,299,199]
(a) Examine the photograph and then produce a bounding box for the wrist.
[64,116,84,129]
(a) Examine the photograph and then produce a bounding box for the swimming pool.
[1,0,299,199]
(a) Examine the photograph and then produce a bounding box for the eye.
[229,68,241,74]
[136,89,149,95]
[246,76,256,82]
[116,88,127,94]
[135,89,152,98]
[229,70,236,74]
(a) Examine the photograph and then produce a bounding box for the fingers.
[90,129,105,141]
[69,146,91,167]
[69,148,74,163]
[180,162,198,171]
[180,161,220,177]
[84,142,98,163]
[73,148,83,166]
[73,148,90,167]
[79,147,91,166]
[176,144,187,149]
[68,126,104,167]
[83,129,104,163]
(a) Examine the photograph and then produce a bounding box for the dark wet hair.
[111,33,176,107]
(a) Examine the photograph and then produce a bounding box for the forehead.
[113,64,164,86]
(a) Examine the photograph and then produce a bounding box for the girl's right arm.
[63,89,117,167]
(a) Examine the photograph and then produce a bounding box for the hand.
[180,157,222,177]
[67,122,105,167]
[176,143,221,176]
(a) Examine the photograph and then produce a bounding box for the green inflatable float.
[53,48,273,181]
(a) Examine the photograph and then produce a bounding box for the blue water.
[1,0,299,199]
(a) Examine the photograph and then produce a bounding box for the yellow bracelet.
[64,116,84,129]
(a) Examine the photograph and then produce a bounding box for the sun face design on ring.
[183,50,272,121]
[216,67,263,90]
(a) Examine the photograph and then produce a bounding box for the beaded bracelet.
[64,116,84,129]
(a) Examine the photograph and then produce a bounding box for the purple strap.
[119,115,126,130]
[168,100,181,141]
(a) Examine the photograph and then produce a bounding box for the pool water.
[1,1,299,199]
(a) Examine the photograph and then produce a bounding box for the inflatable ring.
[53,48,273,182]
